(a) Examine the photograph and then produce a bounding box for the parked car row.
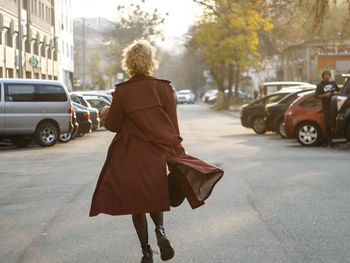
[241,77,350,146]
[0,78,111,148]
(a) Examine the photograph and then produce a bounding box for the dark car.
[59,108,79,143]
[265,88,315,138]
[72,102,100,131]
[240,90,294,134]
[73,103,92,136]
[334,74,350,142]
[84,96,111,115]
[70,93,91,108]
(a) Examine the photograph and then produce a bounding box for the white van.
[0,79,73,147]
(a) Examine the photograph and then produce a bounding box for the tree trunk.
[211,65,227,110]
[234,66,240,105]
[227,63,234,105]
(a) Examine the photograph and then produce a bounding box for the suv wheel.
[11,136,32,148]
[296,122,321,146]
[277,119,287,139]
[35,122,59,147]
[252,116,266,134]
[59,133,72,143]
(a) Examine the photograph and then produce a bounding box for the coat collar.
[115,74,170,87]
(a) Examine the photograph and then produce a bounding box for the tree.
[88,52,106,90]
[190,0,273,109]
[105,0,168,81]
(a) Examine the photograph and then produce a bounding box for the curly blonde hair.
[121,40,159,77]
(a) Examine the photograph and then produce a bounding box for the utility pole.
[82,17,86,90]
[18,0,23,78]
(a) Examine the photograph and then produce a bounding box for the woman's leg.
[150,212,163,226]
[132,213,148,246]
[150,212,174,261]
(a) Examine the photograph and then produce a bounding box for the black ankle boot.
[141,244,153,263]
[155,226,174,261]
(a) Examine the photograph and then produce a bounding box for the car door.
[0,82,4,132]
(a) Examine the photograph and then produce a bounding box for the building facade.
[282,38,350,83]
[54,0,73,89]
[0,0,58,79]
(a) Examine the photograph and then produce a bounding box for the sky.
[72,0,203,49]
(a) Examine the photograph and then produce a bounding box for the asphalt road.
[1,104,349,263]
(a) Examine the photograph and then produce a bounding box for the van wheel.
[296,122,321,146]
[11,136,32,148]
[252,116,266,134]
[277,119,287,139]
[59,133,72,143]
[35,122,59,147]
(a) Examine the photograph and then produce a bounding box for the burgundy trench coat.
[89,75,224,216]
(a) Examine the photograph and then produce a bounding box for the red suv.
[284,91,327,146]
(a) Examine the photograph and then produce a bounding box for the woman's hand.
[101,106,110,116]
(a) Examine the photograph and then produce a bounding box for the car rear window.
[299,96,321,108]
[38,85,67,101]
[5,84,36,101]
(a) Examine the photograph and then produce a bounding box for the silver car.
[0,79,73,147]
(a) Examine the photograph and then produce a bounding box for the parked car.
[284,91,328,146]
[84,96,111,115]
[262,81,314,96]
[334,74,350,142]
[59,109,79,143]
[75,91,112,103]
[0,79,73,147]
[241,89,301,134]
[202,89,218,103]
[72,103,92,136]
[204,89,246,104]
[70,93,91,108]
[176,90,195,104]
[264,87,316,138]
[72,102,100,131]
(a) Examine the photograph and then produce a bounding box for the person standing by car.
[315,70,340,147]
[89,40,224,263]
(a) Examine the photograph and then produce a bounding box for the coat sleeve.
[163,85,180,135]
[102,86,124,133]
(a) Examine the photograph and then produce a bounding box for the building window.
[71,45,73,59]
[39,1,41,17]
[33,41,38,55]
[41,44,45,57]
[25,39,30,52]
[66,43,69,57]
[5,30,13,47]
[62,41,65,56]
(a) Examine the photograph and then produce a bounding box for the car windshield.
[179,90,191,94]
[263,93,289,104]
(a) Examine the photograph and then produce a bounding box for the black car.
[240,91,293,134]
[264,88,315,137]
[72,102,101,131]
[59,108,79,143]
[73,103,92,136]
[70,93,91,108]
[334,74,350,142]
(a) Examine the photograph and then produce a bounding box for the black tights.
[132,212,163,246]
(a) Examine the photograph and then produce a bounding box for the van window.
[5,85,36,101]
[38,85,67,101]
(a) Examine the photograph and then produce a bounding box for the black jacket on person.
[315,80,339,112]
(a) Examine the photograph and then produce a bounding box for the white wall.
[55,0,74,89]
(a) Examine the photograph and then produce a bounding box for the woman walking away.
[89,40,224,263]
